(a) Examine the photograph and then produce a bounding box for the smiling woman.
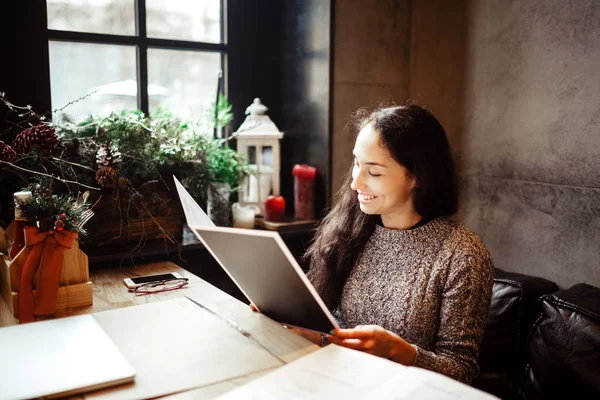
[351,123,419,230]
[304,104,493,384]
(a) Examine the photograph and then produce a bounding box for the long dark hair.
[305,104,459,310]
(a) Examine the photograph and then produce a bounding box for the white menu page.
[214,344,499,400]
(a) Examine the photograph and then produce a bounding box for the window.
[46,0,225,120]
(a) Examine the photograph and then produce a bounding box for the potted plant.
[152,98,252,226]
[0,92,251,251]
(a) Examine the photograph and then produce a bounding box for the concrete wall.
[332,0,600,288]
[331,0,412,193]
[458,0,600,288]
[410,0,468,171]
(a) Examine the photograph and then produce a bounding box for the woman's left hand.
[329,325,417,365]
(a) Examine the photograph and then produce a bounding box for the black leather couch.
[520,283,600,399]
[473,269,600,400]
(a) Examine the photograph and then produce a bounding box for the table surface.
[0,261,318,399]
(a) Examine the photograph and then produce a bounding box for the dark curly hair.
[305,104,459,310]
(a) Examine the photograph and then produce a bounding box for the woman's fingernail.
[329,330,335,335]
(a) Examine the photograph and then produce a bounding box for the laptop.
[0,315,135,400]
[174,177,338,333]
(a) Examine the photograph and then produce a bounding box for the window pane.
[262,146,273,167]
[147,0,222,43]
[47,0,135,36]
[49,41,137,119]
[148,49,221,120]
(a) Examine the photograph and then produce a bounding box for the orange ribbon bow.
[18,226,77,323]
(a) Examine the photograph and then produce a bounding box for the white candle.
[232,203,257,229]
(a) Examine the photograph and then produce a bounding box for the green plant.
[215,94,234,129]
[51,96,249,200]
[202,137,252,189]
[0,91,249,243]
[147,98,252,200]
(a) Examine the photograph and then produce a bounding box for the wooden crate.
[0,223,93,319]
[86,190,185,246]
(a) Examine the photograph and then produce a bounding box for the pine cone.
[96,166,119,189]
[12,124,58,155]
[0,140,17,165]
[96,143,122,169]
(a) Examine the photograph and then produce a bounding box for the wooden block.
[5,222,15,250]
[0,225,7,256]
[0,256,11,312]
[8,281,93,319]
[6,230,89,292]
[1,223,92,320]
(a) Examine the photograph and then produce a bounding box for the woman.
[304,104,493,384]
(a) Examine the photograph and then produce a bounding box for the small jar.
[292,164,316,220]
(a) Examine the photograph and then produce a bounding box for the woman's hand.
[329,325,417,365]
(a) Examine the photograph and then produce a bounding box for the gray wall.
[460,0,600,288]
[331,0,412,192]
[332,0,600,288]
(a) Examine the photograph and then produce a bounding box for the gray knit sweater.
[337,217,493,384]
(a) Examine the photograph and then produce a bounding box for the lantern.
[235,98,284,214]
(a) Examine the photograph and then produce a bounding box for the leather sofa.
[519,283,600,400]
[473,269,600,400]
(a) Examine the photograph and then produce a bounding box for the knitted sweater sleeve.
[411,253,494,384]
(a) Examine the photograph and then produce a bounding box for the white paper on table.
[87,298,283,400]
[173,175,215,228]
[213,344,499,400]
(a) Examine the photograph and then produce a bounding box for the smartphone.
[123,272,184,289]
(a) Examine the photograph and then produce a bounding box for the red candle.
[264,195,286,222]
[292,164,316,220]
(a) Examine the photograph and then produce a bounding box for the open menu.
[214,344,499,400]
[174,176,339,333]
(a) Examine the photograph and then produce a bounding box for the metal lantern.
[235,98,284,214]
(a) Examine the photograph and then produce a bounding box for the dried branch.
[51,156,96,171]
[0,92,35,113]
[0,160,101,191]
[52,89,99,115]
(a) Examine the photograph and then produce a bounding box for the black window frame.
[46,0,227,115]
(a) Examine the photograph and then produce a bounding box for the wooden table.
[0,261,319,399]
[0,262,201,327]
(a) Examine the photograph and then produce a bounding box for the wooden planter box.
[0,223,92,319]
[85,189,185,247]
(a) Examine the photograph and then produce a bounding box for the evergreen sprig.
[18,180,91,234]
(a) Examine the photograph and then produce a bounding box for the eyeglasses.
[129,278,189,296]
